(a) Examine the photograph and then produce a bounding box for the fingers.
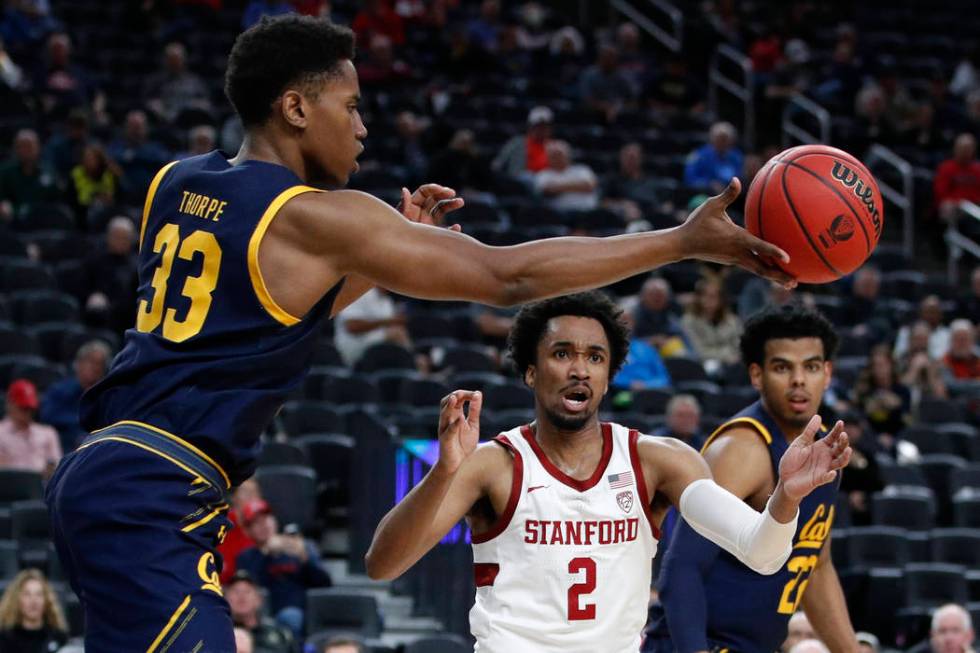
[737,252,797,289]
[427,197,465,221]
[741,229,791,264]
[466,391,482,429]
[712,177,742,208]
[449,223,462,232]
[795,414,823,445]
[399,186,412,210]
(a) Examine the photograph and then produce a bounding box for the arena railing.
[781,93,831,147]
[609,0,682,52]
[950,201,980,283]
[866,144,914,260]
[709,44,754,149]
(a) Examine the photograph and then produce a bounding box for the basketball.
[744,144,884,284]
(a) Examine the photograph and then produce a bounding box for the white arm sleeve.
[678,478,798,575]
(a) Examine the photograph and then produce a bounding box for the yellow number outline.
[777,554,818,614]
[136,225,222,343]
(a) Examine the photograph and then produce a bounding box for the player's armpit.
[700,427,774,504]
[364,442,511,581]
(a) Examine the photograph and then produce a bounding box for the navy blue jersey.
[80,152,341,485]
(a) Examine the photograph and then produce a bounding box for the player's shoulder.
[633,432,702,471]
[700,422,772,467]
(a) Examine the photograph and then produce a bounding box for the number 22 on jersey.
[137,223,222,343]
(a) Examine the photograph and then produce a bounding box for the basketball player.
[644,304,859,653]
[366,293,851,652]
[44,16,795,651]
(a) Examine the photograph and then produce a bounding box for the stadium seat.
[371,369,424,405]
[17,202,75,232]
[403,634,471,653]
[897,426,956,456]
[630,388,673,415]
[441,344,497,374]
[951,464,980,495]
[0,354,51,389]
[28,230,85,264]
[0,323,41,357]
[0,357,65,392]
[398,377,451,408]
[846,526,910,568]
[257,441,307,467]
[254,465,317,532]
[7,290,80,325]
[664,357,710,383]
[954,495,980,528]
[700,389,754,417]
[0,470,43,505]
[0,259,56,292]
[918,398,967,425]
[59,328,119,363]
[876,456,928,489]
[305,589,383,637]
[345,409,395,442]
[10,500,51,555]
[354,342,416,373]
[930,528,980,566]
[454,200,501,226]
[450,372,507,393]
[871,488,935,530]
[937,424,980,462]
[407,313,456,343]
[308,369,379,406]
[903,563,969,609]
[0,541,18,579]
[52,260,86,299]
[310,340,344,367]
[482,380,534,411]
[279,401,344,438]
[918,454,967,524]
[295,434,354,517]
[881,270,926,301]
[27,322,89,363]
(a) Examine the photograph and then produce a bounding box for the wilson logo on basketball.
[830,162,883,239]
[616,491,634,514]
[818,214,854,250]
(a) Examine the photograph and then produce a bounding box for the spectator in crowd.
[943,319,980,381]
[234,626,254,653]
[492,106,552,179]
[839,266,883,331]
[838,410,883,526]
[40,340,112,454]
[681,276,742,368]
[143,42,212,124]
[391,110,429,182]
[322,637,367,653]
[236,500,332,636]
[534,140,598,211]
[579,43,637,124]
[615,22,649,95]
[355,33,413,88]
[652,394,704,449]
[602,142,668,228]
[0,380,61,477]
[789,640,830,653]
[898,321,949,402]
[177,124,217,160]
[219,479,262,584]
[632,276,687,354]
[894,295,951,360]
[612,333,672,391]
[33,32,95,121]
[644,55,705,117]
[107,110,171,203]
[956,266,980,324]
[856,632,880,653]
[921,604,975,653]
[934,133,980,232]
[242,0,294,30]
[683,122,743,192]
[873,64,916,133]
[0,570,68,652]
[467,0,501,53]
[427,128,493,194]
[42,109,90,182]
[0,128,58,220]
[546,25,587,95]
[854,344,911,439]
[351,0,404,47]
[813,39,864,112]
[225,570,297,653]
[782,611,816,653]
[333,287,410,367]
[80,215,138,332]
[850,85,896,158]
[951,46,980,98]
[0,36,23,92]
[901,103,946,161]
[68,143,119,227]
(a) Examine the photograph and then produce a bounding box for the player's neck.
[761,398,810,443]
[230,131,309,181]
[531,418,603,469]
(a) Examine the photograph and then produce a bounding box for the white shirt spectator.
[334,288,400,366]
[534,140,598,211]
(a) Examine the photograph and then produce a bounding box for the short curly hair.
[225,15,355,127]
[739,303,839,367]
[507,292,631,378]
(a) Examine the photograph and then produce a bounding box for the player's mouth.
[561,386,592,413]
[787,394,810,412]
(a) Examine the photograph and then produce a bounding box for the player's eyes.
[555,350,568,359]
[590,354,603,363]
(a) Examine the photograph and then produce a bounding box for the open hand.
[399,184,464,231]
[678,178,797,288]
[778,415,852,501]
[436,390,482,475]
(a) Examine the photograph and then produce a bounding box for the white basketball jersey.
[470,422,660,653]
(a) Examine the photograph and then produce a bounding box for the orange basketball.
[744,144,884,284]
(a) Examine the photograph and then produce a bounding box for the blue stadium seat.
[254,465,317,532]
[305,589,382,637]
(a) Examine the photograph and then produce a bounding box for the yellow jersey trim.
[700,416,774,454]
[89,420,231,488]
[77,436,203,482]
[247,185,323,327]
[181,504,229,533]
[139,161,180,251]
[146,594,190,653]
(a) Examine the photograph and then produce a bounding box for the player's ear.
[280,90,308,129]
[524,365,535,388]
[748,362,763,390]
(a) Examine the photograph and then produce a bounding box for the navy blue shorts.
[46,422,236,653]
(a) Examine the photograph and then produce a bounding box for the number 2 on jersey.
[567,557,596,620]
[137,223,222,343]
[777,554,818,614]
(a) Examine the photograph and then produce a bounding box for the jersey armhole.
[471,435,523,544]
[247,185,323,327]
[138,160,179,250]
[628,430,662,541]
[699,417,773,455]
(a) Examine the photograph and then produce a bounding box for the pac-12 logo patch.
[616,491,634,514]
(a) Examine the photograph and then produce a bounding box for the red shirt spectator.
[934,133,980,212]
[352,0,405,47]
[218,479,261,583]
